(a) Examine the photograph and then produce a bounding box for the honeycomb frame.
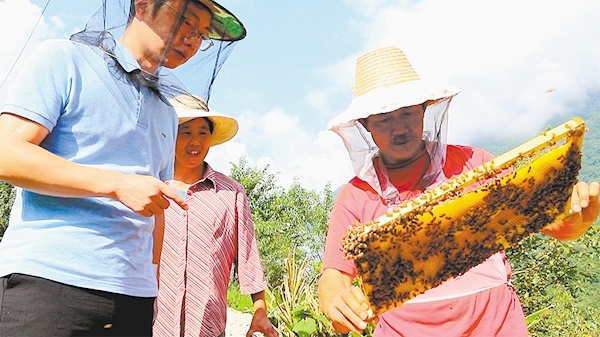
[342,117,586,316]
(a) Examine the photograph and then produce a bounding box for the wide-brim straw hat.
[198,0,246,41]
[170,94,238,146]
[328,46,460,129]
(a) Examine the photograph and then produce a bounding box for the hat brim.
[171,94,238,146]
[328,80,460,129]
[198,0,246,41]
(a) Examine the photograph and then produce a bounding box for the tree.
[0,181,16,240]
[506,225,600,336]
[229,157,334,286]
[480,94,600,335]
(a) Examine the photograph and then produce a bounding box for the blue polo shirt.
[0,39,178,297]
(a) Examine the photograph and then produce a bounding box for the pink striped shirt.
[153,164,267,337]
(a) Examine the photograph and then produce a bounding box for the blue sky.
[2,0,600,190]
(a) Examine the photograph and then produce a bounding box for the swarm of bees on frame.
[341,118,586,316]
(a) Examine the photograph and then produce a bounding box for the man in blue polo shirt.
[0,0,246,336]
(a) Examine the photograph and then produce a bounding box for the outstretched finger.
[154,195,170,210]
[161,184,189,210]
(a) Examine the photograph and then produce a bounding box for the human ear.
[134,0,151,20]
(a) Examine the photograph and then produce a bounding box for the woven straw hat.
[328,46,460,128]
[170,94,238,146]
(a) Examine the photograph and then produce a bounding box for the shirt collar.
[195,163,221,192]
[112,41,142,73]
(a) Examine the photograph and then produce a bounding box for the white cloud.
[331,0,600,145]
[4,0,599,192]
[206,107,353,190]
[214,0,600,190]
[305,55,356,116]
[304,89,331,114]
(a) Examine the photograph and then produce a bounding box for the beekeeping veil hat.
[70,0,246,106]
[328,46,460,205]
[170,94,238,146]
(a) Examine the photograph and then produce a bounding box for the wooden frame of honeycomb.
[342,117,586,316]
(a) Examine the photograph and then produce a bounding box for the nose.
[182,34,201,49]
[174,39,200,62]
[389,116,409,133]
[190,134,204,144]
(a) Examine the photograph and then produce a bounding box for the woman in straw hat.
[317,46,600,336]
[0,0,245,335]
[153,95,279,337]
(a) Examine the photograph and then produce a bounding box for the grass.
[227,280,253,313]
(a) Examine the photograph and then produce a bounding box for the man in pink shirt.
[153,95,279,337]
[317,46,600,336]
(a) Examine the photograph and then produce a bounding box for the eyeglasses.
[164,3,214,52]
[179,17,214,51]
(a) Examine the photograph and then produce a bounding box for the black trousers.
[0,273,154,337]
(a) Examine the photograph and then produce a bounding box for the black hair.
[200,117,215,134]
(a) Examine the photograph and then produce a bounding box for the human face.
[143,0,213,69]
[175,117,213,173]
[364,105,426,167]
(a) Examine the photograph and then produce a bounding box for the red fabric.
[322,145,529,336]
[153,164,267,337]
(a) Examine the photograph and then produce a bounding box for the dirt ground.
[225,307,254,336]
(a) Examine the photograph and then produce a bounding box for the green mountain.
[471,91,600,182]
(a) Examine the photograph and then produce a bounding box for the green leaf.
[525,306,551,327]
[293,318,317,336]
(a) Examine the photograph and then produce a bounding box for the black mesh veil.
[70,0,244,108]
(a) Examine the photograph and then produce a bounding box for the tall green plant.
[265,251,375,337]
[266,251,334,337]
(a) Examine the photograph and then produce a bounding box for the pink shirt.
[154,164,267,337]
[322,145,529,336]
